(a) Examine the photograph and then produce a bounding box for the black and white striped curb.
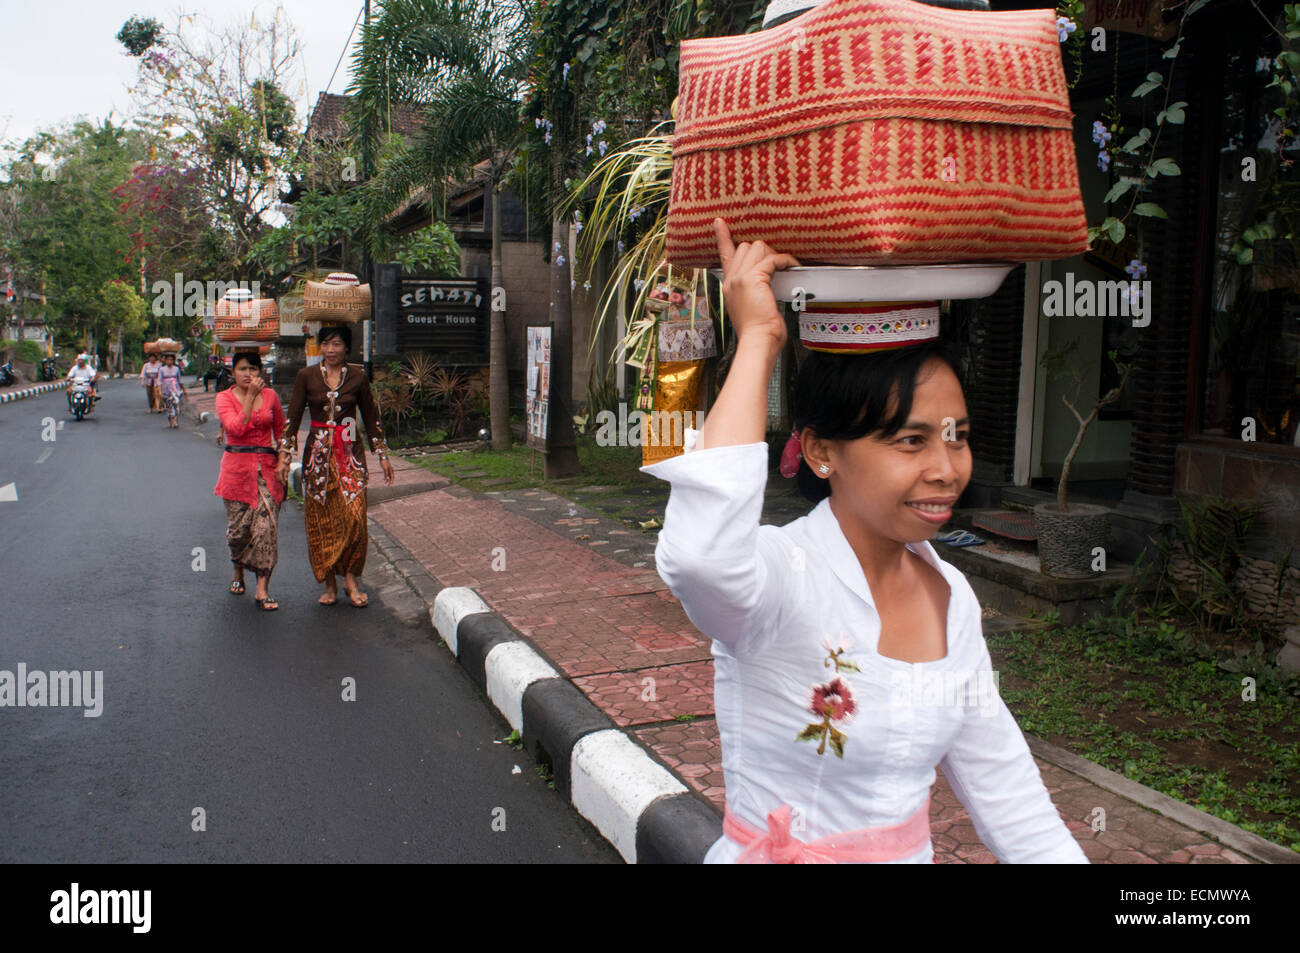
[0,380,69,403]
[369,522,722,864]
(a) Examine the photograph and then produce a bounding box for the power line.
[324,4,365,95]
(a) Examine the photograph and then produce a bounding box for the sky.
[0,0,371,148]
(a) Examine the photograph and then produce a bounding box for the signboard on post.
[525,325,552,451]
[397,278,489,363]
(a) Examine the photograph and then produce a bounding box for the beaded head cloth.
[797,301,940,354]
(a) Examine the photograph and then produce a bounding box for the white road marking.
[0,483,17,502]
[35,447,53,463]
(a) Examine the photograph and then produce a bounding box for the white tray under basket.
[710,263,1016,303]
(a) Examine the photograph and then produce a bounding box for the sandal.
[943,531,986,547]
[318,591,338,606]
[347,589,369,608]
[229,579,245,595]
[255,596,279,611]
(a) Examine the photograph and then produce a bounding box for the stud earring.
[818,464,830,475]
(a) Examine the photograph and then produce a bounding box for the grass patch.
[413,433,661,495]
[987,614,1300,852]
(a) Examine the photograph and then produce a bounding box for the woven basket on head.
[664,0,1087,267]
[156,338,182,355]
[302,272,371,324]
[214,293,280,343]
[143,341,162,355]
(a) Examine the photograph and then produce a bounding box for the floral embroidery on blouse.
[797,639,861,758]
[798,677,857,758]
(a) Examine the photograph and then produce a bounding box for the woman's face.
[233,359,260,388]
[808,357,972,545]
[320,334,346,365]
[165,355,175,366]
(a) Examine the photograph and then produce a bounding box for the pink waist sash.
[723,798,931,864]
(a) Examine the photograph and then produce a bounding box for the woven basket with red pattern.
[214,297,280,342]
[665,0,1087,267]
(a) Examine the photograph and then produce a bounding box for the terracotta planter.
[1033,501,1111,578]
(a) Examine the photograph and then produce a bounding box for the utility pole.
[362,0,373,380]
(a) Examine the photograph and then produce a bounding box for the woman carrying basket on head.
[158,351,185,428]
[215,350,286,610]
[642,221,1088,864]
[140,351,162,412]
[276,323,393,607]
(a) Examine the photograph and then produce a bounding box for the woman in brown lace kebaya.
[276,325,393,607]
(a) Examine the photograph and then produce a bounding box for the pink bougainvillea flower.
[809,678,856,723]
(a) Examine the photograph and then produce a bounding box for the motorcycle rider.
[66,353,99,411]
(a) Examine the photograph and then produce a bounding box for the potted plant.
[1035,340,1133,577]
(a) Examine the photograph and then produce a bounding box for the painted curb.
[0,380,69,403]
[370,526,722,864]
[571,730,688,864]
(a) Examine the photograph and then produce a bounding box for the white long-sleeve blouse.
[643,438,1088,864]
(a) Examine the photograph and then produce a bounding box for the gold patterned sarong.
[224,471,281,574]
[302,427,368,581]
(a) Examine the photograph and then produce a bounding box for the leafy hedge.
[2,339,46,364]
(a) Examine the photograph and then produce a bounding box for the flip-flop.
[229,580,245,595]
[933,530,965,543]
[347,591,369,608]
[945,531,986,547]
[255,596,279,611]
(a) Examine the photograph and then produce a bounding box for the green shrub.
[2,340,46,364]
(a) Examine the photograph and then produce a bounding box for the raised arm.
[215,390,252,439]
[643,219,801,652]
[694,219,799,451]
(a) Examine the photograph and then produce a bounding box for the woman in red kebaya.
[214,350,286,610]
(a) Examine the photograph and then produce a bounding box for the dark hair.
[232,351,262,371]
[792,339,963,503]
[316,325,352,352]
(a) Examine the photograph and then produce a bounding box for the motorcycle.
[39,354,59,381]
[0,361,13,387]
[68,379,94,420]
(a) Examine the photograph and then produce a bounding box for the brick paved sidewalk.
[367,463,1287,864]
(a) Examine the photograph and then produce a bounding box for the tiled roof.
[306,92,425,141]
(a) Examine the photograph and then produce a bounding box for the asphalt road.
[0,379,618,863]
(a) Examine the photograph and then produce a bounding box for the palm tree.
[348,0,535,450]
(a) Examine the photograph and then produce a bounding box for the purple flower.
[1098,150,1110,172]
[1125,259,1147,279]
[1092,121,1111,147]
[1056,16,1076,42]
[555,254,566,267]
[598,140,608,156]
[562,63,571,81]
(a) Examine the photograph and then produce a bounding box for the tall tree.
[350,0,535,451]
[1,120,152,357]
[117,8,303,270]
